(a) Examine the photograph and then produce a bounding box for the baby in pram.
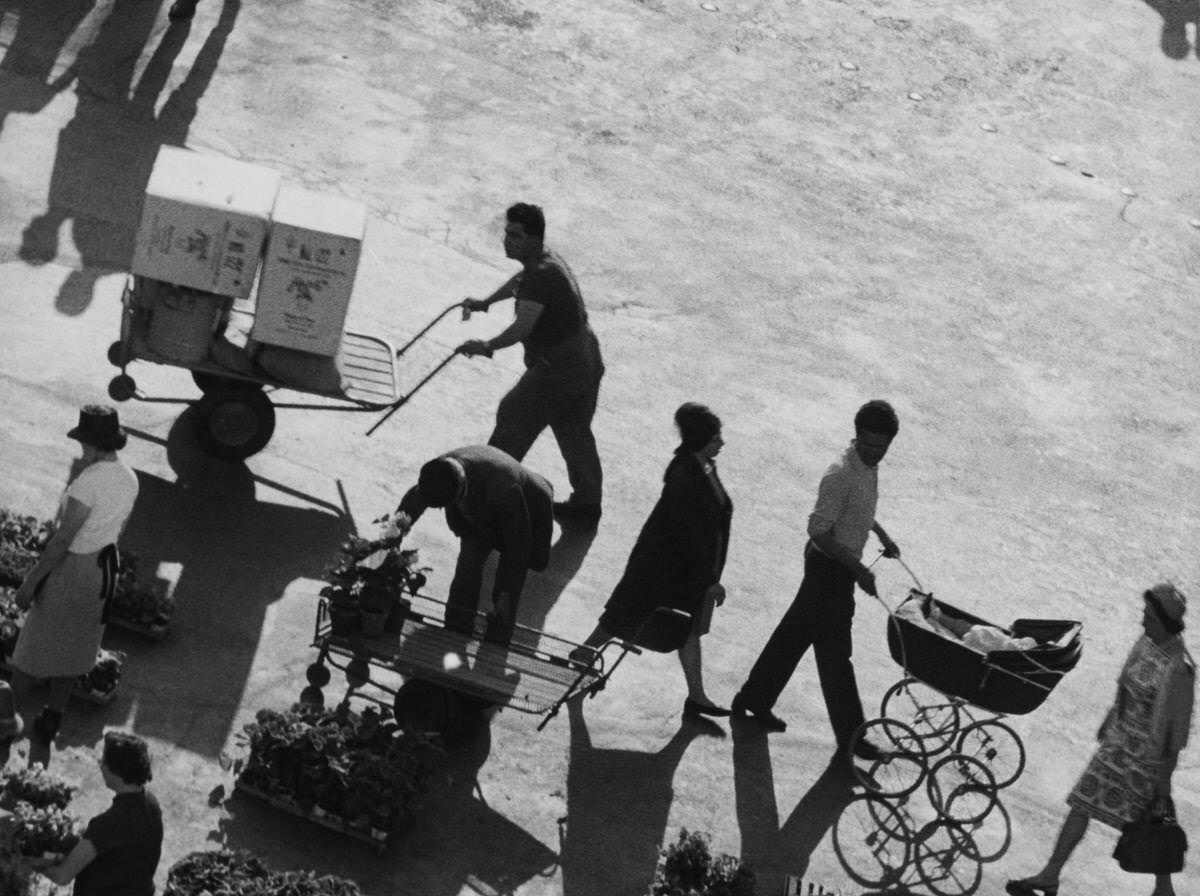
[896,595,1039,654]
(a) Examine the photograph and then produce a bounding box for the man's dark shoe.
[730,694,787,732]
[32,708,63,744]
[552,501,602,525]
[851,738,894,761]
[168,1,198,21]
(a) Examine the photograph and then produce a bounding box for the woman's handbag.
[1113,801,1188,874]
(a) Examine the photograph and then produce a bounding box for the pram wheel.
[955,719,1025,788]
[832,794,913,889]
[925,753,997,825]
[913,819,983,896]
[880,676,962,756]
[847,718,927,798]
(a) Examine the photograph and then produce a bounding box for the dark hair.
[854,399,899,439]
[102,731,152,785]
[1145,590,1186,635]
[675,402,722,453]
[417,457,464,507]
[506,203,545,240]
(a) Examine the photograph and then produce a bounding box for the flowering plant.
[165,849,364,896]
[650,829,756,896]
[78,649,124,696]
[1,767,77,810]
[8,802,81,857]
[110,552,175,629]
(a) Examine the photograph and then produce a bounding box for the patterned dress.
[1067,635,1171,829]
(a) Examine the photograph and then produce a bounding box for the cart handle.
[365,352,458,436]
[394,301,467,359]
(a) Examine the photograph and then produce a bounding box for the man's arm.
[872,521,901,558]
[16,497,89,609]
[463,272,522,312]
[492,487,533,612]
[810,529,878,596]
[393,485,429,533]
[459,300,544,357]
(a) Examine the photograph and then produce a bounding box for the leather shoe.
[683,697,732,719]
[730,694,787,731]
[1005,880,1058,896]
[851,738,894,761]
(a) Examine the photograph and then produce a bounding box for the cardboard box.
[251,185,366,356]
[131,146,281,298]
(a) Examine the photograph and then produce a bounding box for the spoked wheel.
[192,386,275,459]
[955,719,1025,789]
[913,819,983,896]
[880,677,962,757]
[832,794,914,889]
[925,753,998,825]
[847,718,928,798]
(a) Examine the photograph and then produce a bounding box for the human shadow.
[732,719,857,893]
[1140,0,1200,59]
[216,710,558,895]
[516,517,596,643]
[0,1,96,143]
[560,696,725,896]
[82,409,354,759]
[17,0,239,314]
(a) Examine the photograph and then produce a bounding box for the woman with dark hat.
[11,406,139,750]
[571,402,734,718]
[1007,584,1195,896]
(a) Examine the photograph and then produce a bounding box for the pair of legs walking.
[488,349,603,511]
[735,546,866,744]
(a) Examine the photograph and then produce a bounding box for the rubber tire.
[306,662,332,688]
[191,371,262,394]
[107,340,126,368]
[108,374,137,402]
[394,679,461,736]
[192,387,275,460]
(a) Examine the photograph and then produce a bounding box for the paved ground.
[0,0,1199,894]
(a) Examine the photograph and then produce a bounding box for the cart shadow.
[559,696,725,896]
[12,0,239,315]
[67,411,355,760]
[215,711,559,896]
[732,719,857,893]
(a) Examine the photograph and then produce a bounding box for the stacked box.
[132,146,281,298]
[251,186,366,357]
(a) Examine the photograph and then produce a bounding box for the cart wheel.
[394,679,461,736]
[107,374,137,402]
[925,753,997,825]
[955,719,1025,789]
[344,657,371,689]
[913,819,983,896]
[847,718,927,798]
[107,340,127,368]
[832,794,913,889]
[880,677,961,756]
[192,371,262,394]
[306,662,332,688]
[192,387,275,460]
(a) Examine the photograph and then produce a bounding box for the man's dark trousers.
[738,544,867,746]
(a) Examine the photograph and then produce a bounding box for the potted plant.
[321,584,359,637]
[77,649,124,699]
[8,802,81,859]
[165,849,365,896]
[1,767,77,810]
[356,582,391,638]
[110,553,175,634]
[321,514,429,636]
[650,829,757,896]
[0,588,23,660]
[0,510,53,589]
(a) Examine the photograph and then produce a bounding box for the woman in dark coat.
[572,403,733,718]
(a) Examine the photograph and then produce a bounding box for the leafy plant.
[1,766,77,810]
[78,649,124,696]
[165,850,364,896]
[323,514,429,605]
[650,829,756,896]
[0,510,52,590]
[110,552,174,628]
[237,702,442,833]
[8,802,81,857]
[0,589,23,660]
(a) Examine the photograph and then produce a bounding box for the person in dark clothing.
[394,445,554,643]
[732,400,902,767]
[570,403,733,718]
[42,731,163,896]
[458,203,605,525]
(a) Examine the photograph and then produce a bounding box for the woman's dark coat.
[600,450,732,639]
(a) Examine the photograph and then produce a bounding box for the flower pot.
[361,608,388,638]
[386,597,412,633]
[328,603,360,637]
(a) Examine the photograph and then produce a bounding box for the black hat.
[67,405,127,451]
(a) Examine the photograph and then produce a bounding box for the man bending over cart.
[393,445,554,645]
[732,400,902,767]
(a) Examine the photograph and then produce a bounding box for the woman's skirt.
[1066,733,1163,829]
[11,549,112,679]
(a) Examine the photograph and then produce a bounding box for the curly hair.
[102,731,153,785]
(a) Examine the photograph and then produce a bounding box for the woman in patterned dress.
[1007,584,1195,896]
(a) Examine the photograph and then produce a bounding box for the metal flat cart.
[105,276,460,459]
[306,592,636,734]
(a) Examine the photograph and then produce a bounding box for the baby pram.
[849,585,1083,812]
